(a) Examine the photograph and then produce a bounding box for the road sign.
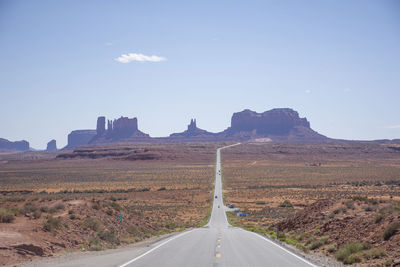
[119,213,123,222]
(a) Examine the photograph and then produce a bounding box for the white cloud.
[305,89,311,94]
[105,42,113,46]
[115,53,166,63]
[386,125,400,129]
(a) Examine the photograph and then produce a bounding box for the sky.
[0,0,399,149]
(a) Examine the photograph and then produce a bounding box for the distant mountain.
[0,138,30,152]
[217,108,329,142]
[61,108,347,148]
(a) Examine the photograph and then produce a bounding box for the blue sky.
[1,0,399,149]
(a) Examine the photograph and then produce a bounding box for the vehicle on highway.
[215,195,218,198]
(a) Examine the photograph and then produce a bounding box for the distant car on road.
[215,195,218,198]
[228,204,234,209]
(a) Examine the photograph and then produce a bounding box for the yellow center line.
[216,253,222,258]
[217,245,221,248]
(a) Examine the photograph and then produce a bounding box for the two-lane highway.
[25,144,318,267]
[117,144,317,267]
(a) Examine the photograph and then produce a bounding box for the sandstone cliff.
[0,138,30,151]
[90,116,150,144]
[65,130,97,149]
[46,139,57,151]
[218,108,328,142]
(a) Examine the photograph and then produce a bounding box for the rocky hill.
[169,119,217,141]
[0,138,29,152]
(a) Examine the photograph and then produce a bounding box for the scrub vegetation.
[223,142,400,266]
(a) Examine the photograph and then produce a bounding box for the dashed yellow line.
[216,253,222,258]
[217,244,221,248]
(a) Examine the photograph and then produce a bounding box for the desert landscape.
[0,143,223,265]
[1,141,399,266]
[222,143,400,266]
[2,1,399,266]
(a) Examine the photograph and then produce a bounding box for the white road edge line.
[245,229,319,267]
[118,229,196,267]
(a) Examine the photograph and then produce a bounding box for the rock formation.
[219,108,328,142]
[0,138,30,151]
[65,130,97,149]
[46,139,57,151]
[96,116,106,136]
[170,119,216,139]
[62,108,330,148]
[89,116,150,144]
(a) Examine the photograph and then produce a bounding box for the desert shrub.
[49,207,57,214]
[98,229,120,245]
[294,232,305,242]
[384,258,394,267]
[43,216,63,233]
[0,208,16,223]
[362,248,385,259]
[157,187,166,191]
[279,200,293,208]
[344,200,355,210]
[368,198,379,205]
[110,202,121,211]
[280,237,308,252]
[352,195,368,202]
[327,243,337,253]
[364,206,375,212]
[106,209,113,216]
[335,242,371,263]
[33,210,42,219]
[383,222,400,240]
[309,236,329,250]
[68,209,74,215]
[69,214,77,220]
[346,253,362,264]
[127,225,139,236]
[82,218,101,232]
[255,200,266,205]
[54,203,65,210]
[21,203,38,215]
[40,206,49,213]
[92,203,100,210]
[88,237,102,251]
[277,231,285,239]
[266,230,277,239]
[375,214,384,223]
[333,208,340,214]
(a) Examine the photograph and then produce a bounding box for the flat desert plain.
[0,143,223,265]
[222,142,400,266]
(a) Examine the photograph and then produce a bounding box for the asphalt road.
[25,144,318,267]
